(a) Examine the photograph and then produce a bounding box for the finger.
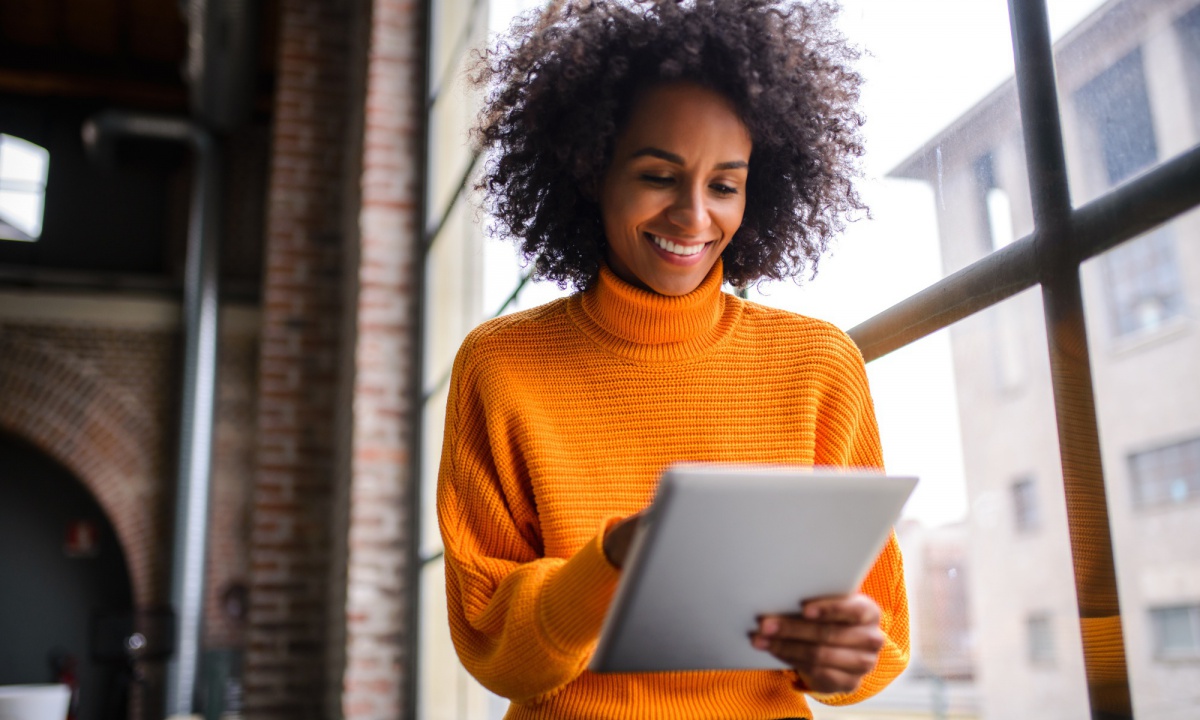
[758,616,884,650]
[800,594,880,625]
[794,665,868,695]
[754,637,881,677]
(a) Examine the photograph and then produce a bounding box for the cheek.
[603,190,654,235]
[720,200,748,236]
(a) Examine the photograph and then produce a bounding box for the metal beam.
[848,140,1200,363]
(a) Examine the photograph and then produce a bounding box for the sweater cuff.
[538,516,624,656]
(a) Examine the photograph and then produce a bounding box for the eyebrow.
[630,147,748,171]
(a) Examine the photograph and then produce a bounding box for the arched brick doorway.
[0,432,136,720]
[0,330,166,608]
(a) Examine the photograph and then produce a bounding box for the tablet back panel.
[590,465,916,672]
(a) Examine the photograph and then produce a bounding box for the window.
[0,134,50,242]
[1012,477,1040,532]
[1075,49,1186,337]
[1177,4,1200,136]
[1129,437,1200,509]
[1150,605,1200,660]
[416,1,1200,717]
[1100,228,1184,336]
[975,152,1015,252]
[1027,613,1055,665]
[1075,48,1158,187]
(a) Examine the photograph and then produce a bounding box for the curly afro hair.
[473,0,865,290]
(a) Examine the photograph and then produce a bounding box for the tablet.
[589,464,917,673]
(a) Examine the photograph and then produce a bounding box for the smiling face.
[599,83,753,296]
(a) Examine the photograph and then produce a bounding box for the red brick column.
[341,0,423,717]
[247,0,353,715]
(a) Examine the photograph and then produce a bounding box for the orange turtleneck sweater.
[437,261,909,720]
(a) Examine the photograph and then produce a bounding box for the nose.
[666,182,712,234]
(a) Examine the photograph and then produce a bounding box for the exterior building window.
[1075,48,1185,338]
[1100,229,1184,336]
[1075,48,1157,187]
[1027,613,1055,666]
[1012,477,1040,533]
[1149,605,1200,660]
[0,134,50,242]
[1178,4,1200,137]
[976,153,1015,252]
[1129,437,1200,509]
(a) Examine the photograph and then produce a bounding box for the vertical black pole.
[1008,1,1132,717]
[408,0,434,717]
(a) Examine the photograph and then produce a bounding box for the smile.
[648,234,708,257]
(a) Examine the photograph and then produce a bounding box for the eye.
[640,174,673,186]
[710,183,738,196]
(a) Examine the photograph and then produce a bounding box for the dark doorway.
[0,432,134,720]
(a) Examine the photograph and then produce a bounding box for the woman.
[436,1,909,718]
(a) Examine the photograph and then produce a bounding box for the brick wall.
[341,0,423,716]
[0,309,260,715]
[249,0,423,715]
[204,330,260,650]
[246,0,355,715]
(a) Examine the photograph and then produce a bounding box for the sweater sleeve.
[808,331,911,706]
[436,340,622,704]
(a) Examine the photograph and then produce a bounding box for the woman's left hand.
[750,593,884,695]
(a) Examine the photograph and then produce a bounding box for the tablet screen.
[590,464,917,672]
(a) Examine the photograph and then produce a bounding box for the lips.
[647,233,709,257]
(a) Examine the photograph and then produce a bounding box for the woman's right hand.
[602,512,644,568]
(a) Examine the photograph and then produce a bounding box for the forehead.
[616,82,752,158]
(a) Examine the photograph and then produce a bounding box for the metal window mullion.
[1072,142,1200,262]
[1009,2,1132,719]
[421,267,533,405]
[424,151,481,251]
[849,233,1039,361]
[410,2,436,719]
[848,141,1200,361]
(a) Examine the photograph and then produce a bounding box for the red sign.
[64,520,99,558]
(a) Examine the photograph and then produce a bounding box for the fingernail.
[752,635,769,650]
[760,618,779,636]
[803,604,820,619]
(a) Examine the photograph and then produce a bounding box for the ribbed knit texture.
[437,261,910,719]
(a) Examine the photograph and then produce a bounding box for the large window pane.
[1083,208,1200,719]
[418,1,1200,718]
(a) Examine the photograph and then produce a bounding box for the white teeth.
[650,234,706,256]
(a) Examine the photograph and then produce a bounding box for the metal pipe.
[83,110,221,718]
[1008,2,1132,717]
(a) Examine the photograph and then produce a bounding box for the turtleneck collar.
[568,259,743,362]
